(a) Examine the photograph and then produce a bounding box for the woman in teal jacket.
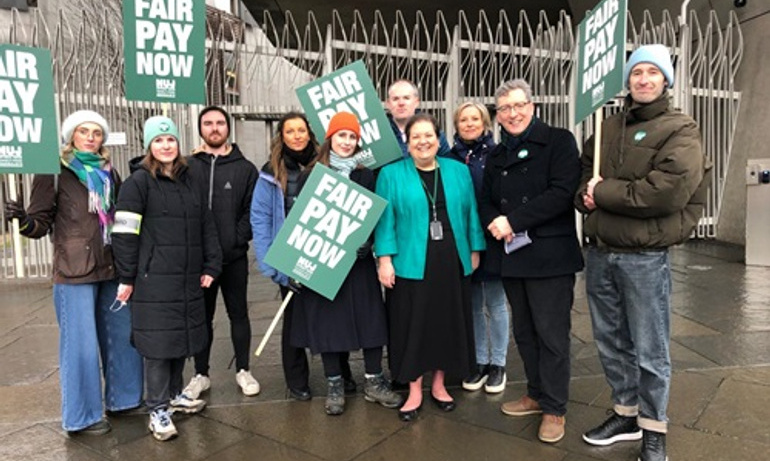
[375,113,486,421]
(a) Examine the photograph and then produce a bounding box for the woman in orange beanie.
[291,111,402,416]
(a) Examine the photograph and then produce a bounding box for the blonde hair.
[453,101,493,134]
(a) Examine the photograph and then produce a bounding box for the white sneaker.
[182,373,211,399]
[236,369,260,396]
[148,408,177,441]
[169,393,206,414]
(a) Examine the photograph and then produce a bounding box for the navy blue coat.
[479,120,583,278]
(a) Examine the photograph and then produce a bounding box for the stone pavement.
[1,241,769,460]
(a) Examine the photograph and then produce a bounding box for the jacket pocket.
[55,238,96,278]
[142,245,155,277]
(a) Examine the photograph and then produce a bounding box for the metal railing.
[0,4,742,278]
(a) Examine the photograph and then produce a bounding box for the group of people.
[4,44,706,461]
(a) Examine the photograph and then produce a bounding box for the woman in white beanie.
[111,116,222,441]
[2,110,144,436]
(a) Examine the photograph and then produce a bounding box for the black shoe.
[68,419,111,436]
[398,404,422,422]
[638,430,667,461]
[462,364,490,391]
[288,386,312,401]
[583,412,643,446]
[484,365,507,394]
[430,394,456,412]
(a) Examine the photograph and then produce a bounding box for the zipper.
[208,155,217,210]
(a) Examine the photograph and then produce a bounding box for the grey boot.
[364,373,403,408]
[325,376,345,416]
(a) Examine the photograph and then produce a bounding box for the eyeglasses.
[496,102,531,114]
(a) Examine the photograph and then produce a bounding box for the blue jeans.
[585,247,672,432]
[53,280,143,431]
[471,280,510,366]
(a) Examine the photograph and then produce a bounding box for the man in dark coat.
[184,106,260,398]
[480,79,583,444]
[576,44,708,461]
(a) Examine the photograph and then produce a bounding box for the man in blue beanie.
[575,44,710,461]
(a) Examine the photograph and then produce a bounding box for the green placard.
[123,0,205,103]
[296,61,402,169]
[575,0,627,124]
[0,45,59,174]
[264,164,387,300]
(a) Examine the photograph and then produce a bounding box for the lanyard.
[419,166,440,221]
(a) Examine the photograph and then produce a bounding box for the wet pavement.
[1,241,769,460]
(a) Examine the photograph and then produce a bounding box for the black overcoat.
[289,167,388,354]
[479,120,584,278]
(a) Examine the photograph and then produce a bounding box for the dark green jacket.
[575,94,710,250]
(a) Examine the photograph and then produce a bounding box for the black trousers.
[195,256,251,374]
[322,348,380,378]
[502,274,574,415]
[280,286,310,389]
[145,357,186,410]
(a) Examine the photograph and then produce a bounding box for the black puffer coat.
[112,158,222,359]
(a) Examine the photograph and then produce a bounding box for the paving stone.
[694,377,770,445]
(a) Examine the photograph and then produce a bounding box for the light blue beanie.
[143,116,180,150]
[623,44,674,89]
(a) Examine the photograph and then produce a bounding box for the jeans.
[145,357,185,410]
[471,280,510,366]
[585,247,672,432]
[53,280,144,431]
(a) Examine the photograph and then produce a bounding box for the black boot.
[325,376,345,416]
[638,430,667,461]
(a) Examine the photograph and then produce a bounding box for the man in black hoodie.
[184,106,261,397]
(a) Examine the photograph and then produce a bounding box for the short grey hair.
[388,79,420,99]
[494,79,533,102]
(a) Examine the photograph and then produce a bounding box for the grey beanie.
[623,44,675,89]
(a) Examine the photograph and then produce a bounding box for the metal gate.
[0,3,743,279]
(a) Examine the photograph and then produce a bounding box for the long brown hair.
[269,112,320,192]
[140,148,187,180]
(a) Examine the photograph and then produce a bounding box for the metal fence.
[0,4,743,279]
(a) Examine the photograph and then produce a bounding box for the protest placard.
[0,44,59,174]
[575,0,627,124]
[296,61,402,169]
[123,0,205,103]
[264,164,387,300]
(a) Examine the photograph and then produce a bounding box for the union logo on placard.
[591,82,605,106]
[0,146,23,168]
[292,256,317,280]
[156,78,176,98]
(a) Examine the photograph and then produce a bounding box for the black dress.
[290,168,388,355]
[385,167,475,382]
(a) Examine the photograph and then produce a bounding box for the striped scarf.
[61,150,115,244]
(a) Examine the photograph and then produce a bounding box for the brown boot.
[539,414,566,443]
[500,395,542,416]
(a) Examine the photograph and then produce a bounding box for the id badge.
[429,220,444,241]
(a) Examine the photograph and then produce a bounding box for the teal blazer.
[374,156,486,280]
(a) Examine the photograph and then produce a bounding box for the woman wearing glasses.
[479,79,583,444]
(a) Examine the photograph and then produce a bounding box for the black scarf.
[282,143,315,170]
[501,117,537,152]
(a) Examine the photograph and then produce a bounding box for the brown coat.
[23,167,119,284]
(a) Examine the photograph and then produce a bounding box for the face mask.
[108,298,127,312]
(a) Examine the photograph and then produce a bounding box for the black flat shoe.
[431,394,456,412]
[288,387,312,401]
[398,404,422,422]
